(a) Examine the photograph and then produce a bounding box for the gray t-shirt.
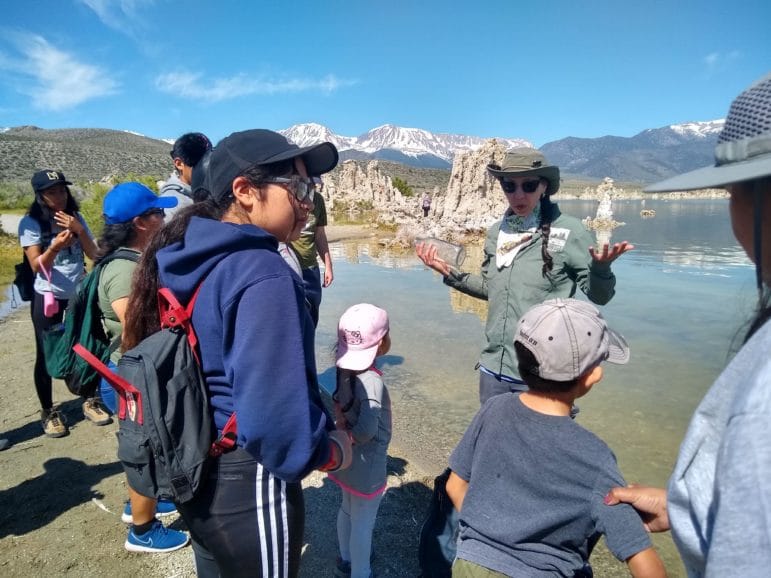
[329,368,392,496]
[18,213,92,299]
[449,393,651,576]
[668,321,771,578]
[159,172,192,222]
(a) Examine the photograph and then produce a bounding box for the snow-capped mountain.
[279,123,357,152]
[668,119,724,138]
[541,120,724,182]
[279,122,531,168]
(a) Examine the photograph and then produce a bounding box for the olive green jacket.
[444,204,616,378]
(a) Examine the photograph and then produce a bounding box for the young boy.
[446,298,666,578]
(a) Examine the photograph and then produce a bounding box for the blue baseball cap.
[103,182,178,225]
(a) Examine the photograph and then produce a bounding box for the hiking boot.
[41,409,68,438]
[0,439,10,451]
[83,397,112,425]
[124,520,189,553]
[121,499,178,524]
[334,557,351,577]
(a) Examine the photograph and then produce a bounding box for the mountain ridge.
[0,119,725,184]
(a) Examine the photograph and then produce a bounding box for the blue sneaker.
[124,520,189,553]
[121,499,178,524]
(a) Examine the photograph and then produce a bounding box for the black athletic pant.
[177,447,305,578]
[30,291,67,411]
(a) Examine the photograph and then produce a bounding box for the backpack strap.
[157,282,238,456]
[73,343,144,424]
[210,414,238,457]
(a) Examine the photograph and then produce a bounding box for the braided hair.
[538,187,555,277]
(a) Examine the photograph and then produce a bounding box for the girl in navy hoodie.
[122,129,351,578]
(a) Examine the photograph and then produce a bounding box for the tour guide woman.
[417,148,633,404]
[121,129,351,578]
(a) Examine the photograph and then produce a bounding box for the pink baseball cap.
[336,303,389,371]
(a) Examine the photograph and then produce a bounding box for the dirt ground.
[0,308,432,577]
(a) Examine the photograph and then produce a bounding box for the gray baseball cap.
[515,298,630,382]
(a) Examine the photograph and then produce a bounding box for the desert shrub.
[392,176,415,197]
[0,181,34,210]
[0,231,19,285]
[77,182,112,236]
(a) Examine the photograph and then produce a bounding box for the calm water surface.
[317,199,755,575]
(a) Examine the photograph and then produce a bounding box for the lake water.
[315,198,755,575]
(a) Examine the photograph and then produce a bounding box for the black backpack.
[75,284,237,503]
[43,249,140,396]
[418,468,459,578]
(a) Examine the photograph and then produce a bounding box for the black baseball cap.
[205,129,339,202]
[31,169,72,193]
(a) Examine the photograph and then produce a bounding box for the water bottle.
[415,237,466,268]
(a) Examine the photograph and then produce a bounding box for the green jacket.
[444,204,616,378]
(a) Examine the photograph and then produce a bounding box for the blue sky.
[0,0,769,147]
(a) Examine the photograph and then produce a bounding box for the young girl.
[330,303,393,578]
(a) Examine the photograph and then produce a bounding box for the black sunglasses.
[263,175,315,203]
[500,179,542,194]
[140,208,165,218]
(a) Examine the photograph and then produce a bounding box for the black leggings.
[30,291,67,411]
[177,448,305,578]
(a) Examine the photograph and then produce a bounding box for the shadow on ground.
[302,454,433,577]
[0,456,123,539]
[1,398,88,447]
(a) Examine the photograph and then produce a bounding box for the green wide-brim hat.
[487,148,561,196]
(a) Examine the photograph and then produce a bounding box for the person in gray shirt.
[447,299,666,578]
[159,132,211,221]
[606,73,771,578]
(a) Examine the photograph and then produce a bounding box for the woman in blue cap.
[605,73,771,577]
[95,182,188,554]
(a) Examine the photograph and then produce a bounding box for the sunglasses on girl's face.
[140,208,165,218]
[264,175,315,203]
[500,179,542,194]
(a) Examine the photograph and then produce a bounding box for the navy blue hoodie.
[156,216,332,482]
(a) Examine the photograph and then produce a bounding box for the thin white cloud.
[155,71,358,103]
[703,50,741,76]
[78,0,154,35]
[0,32,118,111]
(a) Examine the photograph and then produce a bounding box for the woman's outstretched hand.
[416,242,451,276]
[604,485,670,532]
[590,241,635,264]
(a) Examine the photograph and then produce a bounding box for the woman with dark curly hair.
[122,129,351,577]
